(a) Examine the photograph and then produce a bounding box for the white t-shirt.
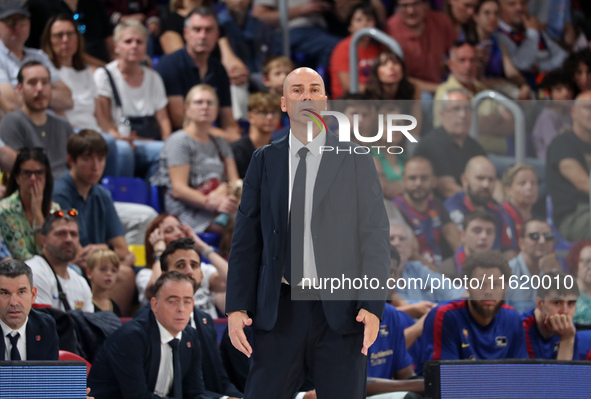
[93,60,168,124]
[26,255,94,312]
[135,263,218,319]
[58,66,101,131]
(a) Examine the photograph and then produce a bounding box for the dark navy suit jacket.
[226,131,390,334]
[0,309,59,360]
[88,309,209,399]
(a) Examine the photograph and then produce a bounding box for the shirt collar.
[289,129,326,158]
[498,20,514,33]
[0,315,28,339]
[156,319,183,345]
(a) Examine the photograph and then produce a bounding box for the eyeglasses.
[528,232,554,241]
[254,110,281,117]
[19,169,45,178]
[51,31,77,40]
[191,99,217,107]
[1,15,29,28]
[444,105,472,114]
[49,209,78,219]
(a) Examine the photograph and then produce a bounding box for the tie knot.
[7,332,19,346]
[298,147,309,159]
[168,338,180,350]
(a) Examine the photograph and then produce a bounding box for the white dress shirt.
[288,130,326,284]
[0,317,28,360]
[154,320,183,397]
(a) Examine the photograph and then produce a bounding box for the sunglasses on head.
[528,232,554,241]
[50,209,78,219]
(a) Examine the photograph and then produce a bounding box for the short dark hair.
[462,210,497,231]
[153,271,198,297]
[40,211,78,236]
[67,129,109,160]
[521,217,550,238]
[347,3,378,27]
[462,250,512,280]
[161,238,201,272]
[537,272,579,300]
[539,69,576,94]
[0,259,33,289]
[17,61,50,85]
[185,6,218,27]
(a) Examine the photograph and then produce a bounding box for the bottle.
[118,116,131,137]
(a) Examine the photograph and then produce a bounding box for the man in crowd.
[445,156,517,254]
[546,90,591,241]
[414,89,487,199]
[505,218,559,313]
[156,7,240,141]
[0,1,72,112]
[26,210,93,312]
[88,271,209,399]
[0,259,59,360]
[521,272,591,360]
[393,156,461,266]
[0,61,73,179]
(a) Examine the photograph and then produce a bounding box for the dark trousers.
[244,285,367,399]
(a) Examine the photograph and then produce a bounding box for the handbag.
[102,66,162,140]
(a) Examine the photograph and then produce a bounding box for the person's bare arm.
[83,53,107,68]
[337,72,350,95]
[366,376,424,396]
[49,80,74,111]
[105,36,116,62]
[437,176,463,199]
[408,77,439,94]
[404,313,427,349]
[108,235,133,263]
[170,164,210,208]
[442,222,461,251]
[155,107,172,140]
[167,95,185,130]
[558,159,590,193]
[373,157,403,200]
[159,31,184,54]
[0,83,21,112]
[96,95,119,136]
[0,145,16,172]
[219,37,249,86]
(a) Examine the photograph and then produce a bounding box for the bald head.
[465,156,495,176]
[283,67,326,97]
[463,156,496,206]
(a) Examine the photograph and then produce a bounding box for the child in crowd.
[262,56,294,96]
[87,249,122,316]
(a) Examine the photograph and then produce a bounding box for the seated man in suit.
[88,271,209,399]
[0,259,59,360]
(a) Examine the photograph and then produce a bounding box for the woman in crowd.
[444,0,478,41]
[501,163,539,239]
[94,19,171,179]
[566,241,591,325]
[366,50,418,101]
[563,49,591,97]
[0,149,60,261]
[40,14,128,177]
[137,213,229,318]
[151,84,239,233]
[87,249,121,316]
[473,0,530,99]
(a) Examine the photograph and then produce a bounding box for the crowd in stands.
[1,0,591,398]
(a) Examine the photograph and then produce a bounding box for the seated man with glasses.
[25,208,94,312]
[231,92,282,179]
[505,218,561,313]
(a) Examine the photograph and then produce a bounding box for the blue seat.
[546,195,574,269]
[102,177,160,212]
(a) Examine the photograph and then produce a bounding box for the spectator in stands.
[473,0,531,98]
[232,92,281,179]
[521,272,591,360]
[252,0,341,69]
[0,61,74,179]
[53,130,148,316]
[414,88,486,199]
[262,55,294,97]
[156,7,241,141]
[140,213,229,318]
[366,303,424,399]
[563,49,591,97]
[0,259,59,360]
[532,70,575,161]
[439,210,496,278]
[495,0,567,87]
[445,156,517,253]
[433,40,516,155]
[88,271,209,399]
[365,50,419,102]
[389,219,466,302]
[26,0,115,67]
[566,241,591,325]
[526,0,576,48]
[151,84,240,234]
[501,163,539,238]
[329,3,381,99]
[25,209,94,312]
[0,1,73,113]
[444,0,478,41]
[505,218,558,313]
[40,14,125,178]
[0,149,60,261]
[546,91,591,241]
[421,250,527,363]
[393,156,461,266]
[94,19,170,180]
[86,249,121,316]
[386,0,457,95]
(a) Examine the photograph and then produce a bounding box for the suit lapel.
[25,312,40,360]
[0,329,5,360]
[148,312,161,391]
[313,132,345,215]
[266,135,289,234]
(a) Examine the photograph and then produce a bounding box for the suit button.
[273,230,278,235]
[273,256,278,261]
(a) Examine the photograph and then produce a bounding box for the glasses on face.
[51,31,76,40]
[444,105,472,114]
[50,209,79,219]
[19,169,45,179]
[1,15,29,28]
[254,110,281,117]
[528,232,554,241]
